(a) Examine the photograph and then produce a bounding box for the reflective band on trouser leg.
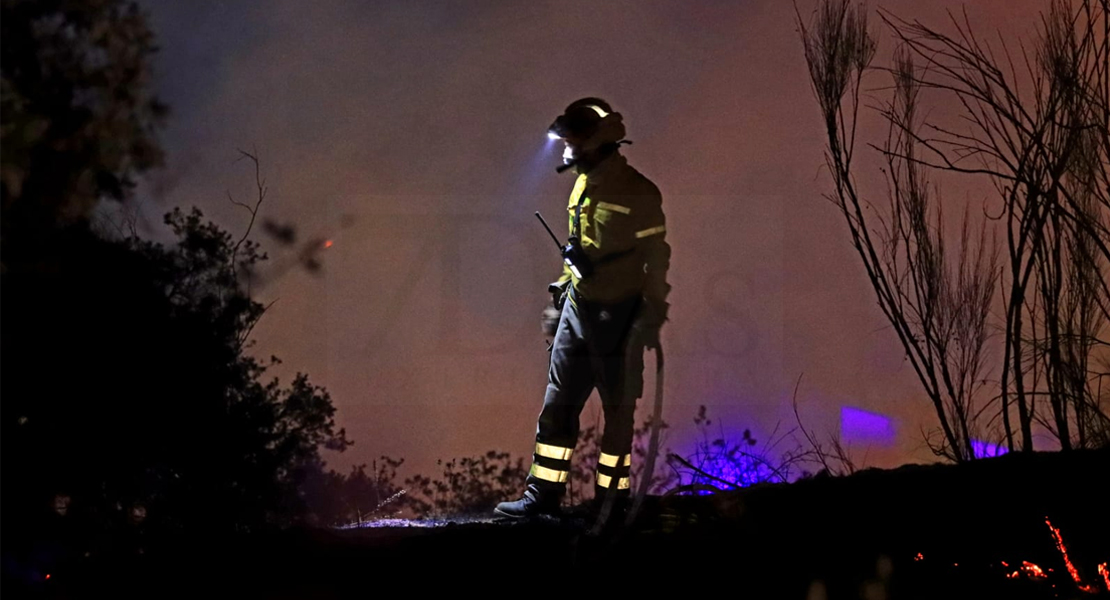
[598,452,632,468]
[535,442,573,461]
[530,463,569,484]
[596,473,631,489]
[535,441,577,461]
[635,225,666,239]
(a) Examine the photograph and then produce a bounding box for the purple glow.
[971,439,1008,459]
[695,459,779,489]
[678,429,789,493]
[840,406,896,447]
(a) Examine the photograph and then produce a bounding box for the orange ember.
[1045,516,1096,593]
[1008,561,1048,580]
[324,240,333,248]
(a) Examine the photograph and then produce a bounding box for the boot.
[589,487,631,525]
[494,483,562,519]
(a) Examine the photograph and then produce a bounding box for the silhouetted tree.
[2,204,353,544]
[1,0,362,548]
[875,0,1110,454]
[796,0,998,462]
[1,0,167,263]
[796,0,1109,459]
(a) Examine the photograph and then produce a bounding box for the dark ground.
[7,449,1109,598]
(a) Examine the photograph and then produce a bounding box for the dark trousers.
[527,285,644,500]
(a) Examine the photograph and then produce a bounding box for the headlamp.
[547,104,608,141]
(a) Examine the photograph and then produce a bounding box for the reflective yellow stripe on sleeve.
[530,463,569,483]
[599,452,632,468]
[635,225,666,239]
[596,202,631,214]
[535,442,574,461]
[597,473,631,489]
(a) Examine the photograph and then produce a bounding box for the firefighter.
[495,98,671,520]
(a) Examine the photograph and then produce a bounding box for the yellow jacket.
[556,152,671,321]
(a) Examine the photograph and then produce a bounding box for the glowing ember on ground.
[324,240,333,248]
[1046,516,1097,593]
[913,552,923,561]
[1098,563,1109,591]
[1008,561,1047,580]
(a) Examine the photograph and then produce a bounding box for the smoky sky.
[129,0,1048,476]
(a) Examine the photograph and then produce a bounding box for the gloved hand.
[634,298,667,349]
[548,279,571,311]
[541,304,561,337]
[634,319,661,350]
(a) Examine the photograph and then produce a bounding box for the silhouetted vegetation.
[0,1,363,589]
[667,405,810,492]
[1,204,357,577]
[1,0,167,248]
[797,0,1110,459]
[402,451,528,517]
[299,457,408,526]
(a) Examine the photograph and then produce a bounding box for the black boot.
[494,483,562,519]
[589,487,631,525]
